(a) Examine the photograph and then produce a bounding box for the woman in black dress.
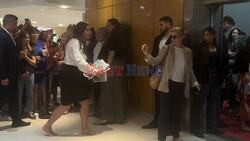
[94,18,128,125]
[42,22,102,136]
[192,27,224,137]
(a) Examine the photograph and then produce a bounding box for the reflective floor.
[0,112,238,141]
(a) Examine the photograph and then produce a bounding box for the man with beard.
[142,16,173,129]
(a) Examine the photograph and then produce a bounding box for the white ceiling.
[0,0,85,28]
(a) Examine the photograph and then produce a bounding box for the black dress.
[60,65,90,105]
[98,31,128,123]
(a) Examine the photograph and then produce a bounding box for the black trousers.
[45,71,50,113]
[93,82,103,114]
[51,73,61,104]
[226,75,238,110]
[190,87,206,133]
[154,90,160,122]
[158,80,185,140]
[191,72,221,133]
[0,79,20,122]
[206,73,221,129]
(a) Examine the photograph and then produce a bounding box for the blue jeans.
[202,72,221,131]
[18,73,34,114]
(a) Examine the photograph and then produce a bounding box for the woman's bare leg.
[79,100,96,135]
[42,105,71,136]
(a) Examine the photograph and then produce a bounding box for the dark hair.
[16,30,28,51]
[90,27,96,40]
[39,31,47,42]
[228,27,245,42]
[51,42,58,48]
[73,22,90,58]
[3,14,18,26]
[107,18,126,58]
[25,25,35,36]
[73,22,88,40]
[223,16,235,26]
[159,16,173,26]
[108,18,124,37]
[202,26,217,46]
[108,18,121,27]
[25,18,30,22]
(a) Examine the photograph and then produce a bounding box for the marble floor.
[0,112,237,141]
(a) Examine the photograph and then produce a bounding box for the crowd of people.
[1,13,250,141]
[141,16,250,141]
[0,14,127,132]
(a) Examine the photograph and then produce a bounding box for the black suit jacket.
[151,34,172,57]
[0,28,19,84]
[193,44,224,85]
[149,34,172,77]
[91,40,110,62]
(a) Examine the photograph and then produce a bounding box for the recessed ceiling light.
[41,9,44,12]
[58,24,64,27]
[32,21,38,24]
[58,5,70,9]
[140,6,145,10]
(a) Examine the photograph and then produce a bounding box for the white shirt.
[93,41,104,62]
[170,47,185,83]
[64,38,91,74]
[159,32,170,51]
[2,27,16,46]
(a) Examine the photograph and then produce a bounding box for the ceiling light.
[58,5,70,9]
[58,24,64,27]
[41,9,44,12]
[140,6,145,10]
[32,21,38,24]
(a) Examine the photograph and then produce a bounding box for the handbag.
[149,45,170,89]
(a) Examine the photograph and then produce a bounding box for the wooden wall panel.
[113,2,131,23]
[98,0,113,8]
[86,0,98,10]
[85,10,98,27]
[98,7,113,27]
[131,0,154,114]
[113,0,130,5]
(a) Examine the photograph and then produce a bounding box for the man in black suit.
[142,16,173,129]
[0,14,31,128]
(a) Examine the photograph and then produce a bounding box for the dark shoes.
[39,113,51,119]
[191,130,204,138]
[142,120,158,129]
[12,120,31,128]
